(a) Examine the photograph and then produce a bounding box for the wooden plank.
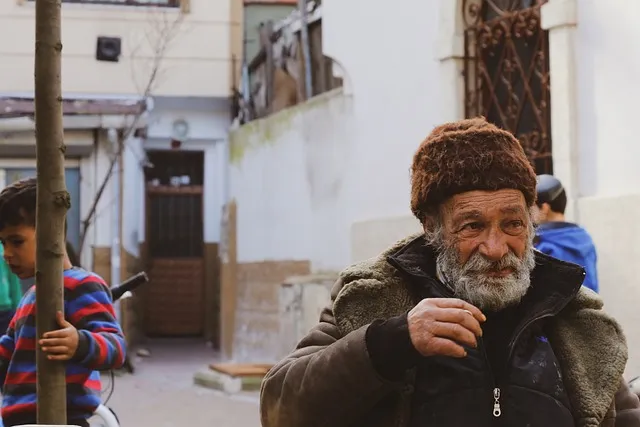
[259,21,275,110]
[209,363,273,378]
[146,185,204,195]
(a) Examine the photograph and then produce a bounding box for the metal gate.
[144,150,205,337]
[463,0,552,174]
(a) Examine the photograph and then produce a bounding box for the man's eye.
[463,222,483,231]
[9,240,24,246]
[507,220,524,228]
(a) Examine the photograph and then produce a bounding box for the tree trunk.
[34,0,69,424]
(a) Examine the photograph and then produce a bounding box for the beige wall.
[0,0,242,97]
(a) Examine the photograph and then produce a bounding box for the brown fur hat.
[410,117,537,222]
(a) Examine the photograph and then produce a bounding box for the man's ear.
[422,210,440,234]
[540,203,551,216]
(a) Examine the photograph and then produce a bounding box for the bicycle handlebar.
[110,272,149,302]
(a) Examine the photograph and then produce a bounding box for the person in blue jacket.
[534,174,599,292]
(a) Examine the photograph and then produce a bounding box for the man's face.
[430,189,535,312]
[0,224,36,279]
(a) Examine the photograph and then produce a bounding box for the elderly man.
[260,118,640,427]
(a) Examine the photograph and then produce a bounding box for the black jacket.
[366,238,584,426]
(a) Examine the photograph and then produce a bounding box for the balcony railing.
[27,0,180,7]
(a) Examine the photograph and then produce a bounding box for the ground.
[100,339,261,427]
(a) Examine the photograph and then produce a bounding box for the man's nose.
[478,229,509,262]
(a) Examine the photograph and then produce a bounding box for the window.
[28,0,180,6]
[463,0,552,174]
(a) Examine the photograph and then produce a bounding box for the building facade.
[228,0,640,371]
[0,0,243,346]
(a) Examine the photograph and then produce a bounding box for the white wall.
[230,0,447,270]
[322,0,446,226]
[122,137,145,257]
[575,0,640,198]
[0,0,239,98]
[572,0,640,375]
[79,132,114,269]
[229,89,355,271]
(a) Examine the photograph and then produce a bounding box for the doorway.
[143,150,205,337]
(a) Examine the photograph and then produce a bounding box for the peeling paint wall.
[229,88,354,271]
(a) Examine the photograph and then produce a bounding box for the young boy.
[0,178,126,427]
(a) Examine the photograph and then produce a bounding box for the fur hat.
[410,117,537,222]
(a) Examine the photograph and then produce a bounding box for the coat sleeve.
[259,276,401,427]
[614,378,640,426]
[66,279,126,371]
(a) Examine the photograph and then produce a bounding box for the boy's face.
[0,224,36,279]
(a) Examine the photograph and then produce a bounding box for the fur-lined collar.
[332,233,628,426]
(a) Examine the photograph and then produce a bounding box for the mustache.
[462,250,524,274]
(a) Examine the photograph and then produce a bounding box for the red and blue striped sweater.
[0,268,126,426]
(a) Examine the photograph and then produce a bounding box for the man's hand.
[408,298,486,358]
[39,311,79,361]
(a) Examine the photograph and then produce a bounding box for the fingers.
[46,354,72,361]
[430,298,486,322]
[429,321,478,349]
[39,337,69,347]
[42,329,71,339]
[41,345,69,355]
[434,308,483,337]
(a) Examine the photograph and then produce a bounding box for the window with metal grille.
[463,0,552,174]
[147,192,203,258]
[145,150,204,258]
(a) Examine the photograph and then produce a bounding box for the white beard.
[436,241,536,312]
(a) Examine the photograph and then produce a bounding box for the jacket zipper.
[495,274,585,419]
[481,312,559,419]
[478,337,502,418]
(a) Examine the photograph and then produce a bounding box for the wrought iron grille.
[147,190,203,258]
[463,0,552,174]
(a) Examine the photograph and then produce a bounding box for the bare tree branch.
[77,10,185,255]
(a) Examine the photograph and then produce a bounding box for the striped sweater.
[0,268,126,426]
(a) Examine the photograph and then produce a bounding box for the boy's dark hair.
[536,188,567,214]
[0,177,37,231]
[0,177,70,236]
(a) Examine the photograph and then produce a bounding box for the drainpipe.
[298,0,313,99]
[107,128,122,320]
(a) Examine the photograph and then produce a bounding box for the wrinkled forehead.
[442,189,528,222]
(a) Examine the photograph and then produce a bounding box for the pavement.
[98,339,261,427]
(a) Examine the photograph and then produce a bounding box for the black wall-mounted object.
[96,36,122,62]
